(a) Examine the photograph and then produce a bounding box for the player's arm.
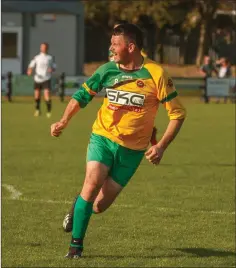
[51,99,80,137]
[51,67,104,137]
[146,72,186,164]
[27,57,36,76]
[156,117,184,151]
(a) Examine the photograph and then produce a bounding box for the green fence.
[1,75,205,96]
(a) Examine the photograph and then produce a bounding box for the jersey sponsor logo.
[108,103,142,113]
[106,88,145,107]
[113,75,133,85]
[122,75,133,79]
[136,80,144,88]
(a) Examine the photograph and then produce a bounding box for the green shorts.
[86,133,145,187]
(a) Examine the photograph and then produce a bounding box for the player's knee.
[93,203,107,214]
[81,182,103,202]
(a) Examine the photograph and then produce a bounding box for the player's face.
[40,44,48,53]
[204,56,210,64]
[109,35,130,64]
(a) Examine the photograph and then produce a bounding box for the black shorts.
[34,79,51,90]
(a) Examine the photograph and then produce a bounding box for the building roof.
[2,1,83,15]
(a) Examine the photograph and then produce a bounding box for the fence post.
[58,72,65,102]
[6,71,13,102]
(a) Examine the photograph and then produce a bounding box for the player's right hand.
[50,121,67,137]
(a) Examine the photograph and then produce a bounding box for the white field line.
[2,196,235,216]
[2,184,22,200]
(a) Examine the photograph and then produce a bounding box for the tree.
[180,0,219,65]
[83,1,175,60]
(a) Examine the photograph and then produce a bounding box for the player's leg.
[63,135,144,232]
[63,134,113,232]
[65,161,109,258]
[43,80,52,118]
[63,176,122,231]
[34,83,41,116]
[93,176,123,213]
[93,144,145,213]
[65,134,113,258]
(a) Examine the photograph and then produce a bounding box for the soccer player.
[63,22,157,234]
[27,42,56,117]
[51,24,186,258]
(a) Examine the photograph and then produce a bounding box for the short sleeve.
[28,57,36,68]
[157,71,186,120]
[157,70,177,104]
[72,65,105,108]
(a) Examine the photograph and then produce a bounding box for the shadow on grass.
[175,248,236,257]
[141,162,235,167]
[82,254,181,259]
[82,248,236,259]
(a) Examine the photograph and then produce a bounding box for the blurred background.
[1,0,236,99]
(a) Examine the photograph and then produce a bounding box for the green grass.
[2,97,235,267]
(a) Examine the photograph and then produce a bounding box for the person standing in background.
[215,57,232,104]
[199,55,217,103]
[27,42,56,117]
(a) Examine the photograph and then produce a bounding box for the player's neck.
[119,54,144,71]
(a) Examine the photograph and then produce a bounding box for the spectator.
[215,57,232,103]
[199,55,217,103]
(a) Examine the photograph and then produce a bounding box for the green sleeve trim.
[72,87,93,108]
[161,91,178,103]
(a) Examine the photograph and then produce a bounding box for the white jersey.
[28,53,56,83]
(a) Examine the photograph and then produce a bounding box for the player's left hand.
[145,144,165,165]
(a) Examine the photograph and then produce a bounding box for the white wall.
[29,14,76,75]
[2,13,22,26]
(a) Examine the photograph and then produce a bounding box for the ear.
[128,43,135,53]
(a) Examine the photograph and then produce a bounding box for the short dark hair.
[112,23,143,50]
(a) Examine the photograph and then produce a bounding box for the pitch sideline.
[2,184,23,200]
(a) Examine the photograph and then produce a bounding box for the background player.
[27,42,56,117]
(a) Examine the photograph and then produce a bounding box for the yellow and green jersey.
[72,57,186,150]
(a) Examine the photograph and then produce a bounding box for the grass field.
[2,97,235,268]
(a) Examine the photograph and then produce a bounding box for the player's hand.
[145,144,165,165]
[27,69,32,76]
[50,121,68,137]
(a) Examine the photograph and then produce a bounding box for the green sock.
[71,195,93,247]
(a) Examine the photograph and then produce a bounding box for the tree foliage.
[83,0,235,64]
